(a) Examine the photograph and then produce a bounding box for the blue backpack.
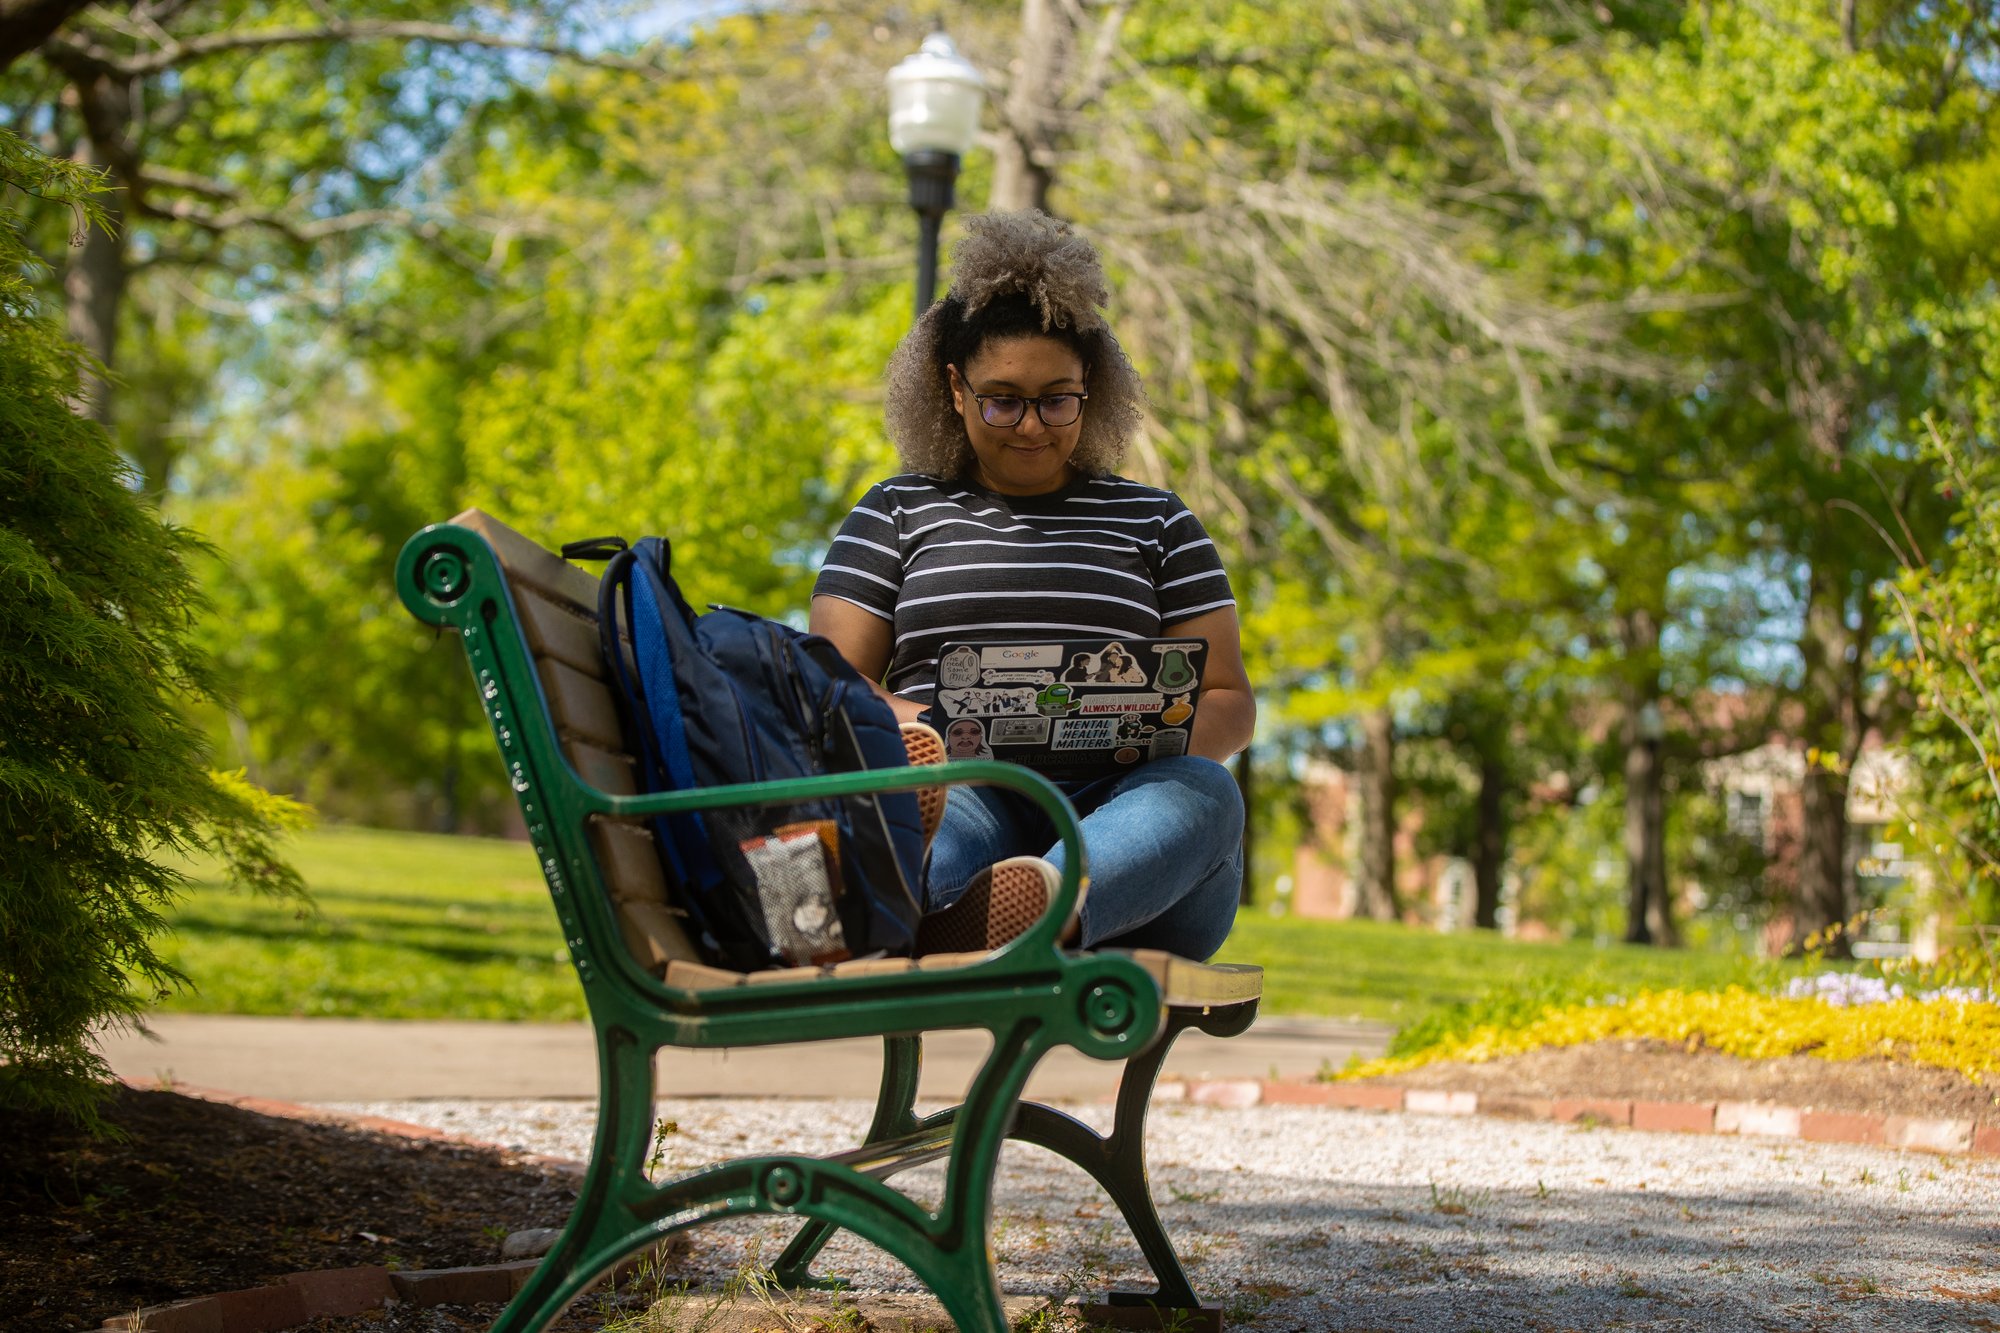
[565,536,925,972]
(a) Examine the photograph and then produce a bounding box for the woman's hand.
[1161,606,1255,761]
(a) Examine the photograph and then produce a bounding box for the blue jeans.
[924,755,1244,961]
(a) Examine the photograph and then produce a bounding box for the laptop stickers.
[929,638,1208,782]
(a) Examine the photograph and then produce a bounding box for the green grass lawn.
[156,825,583,1021]
[1221,911,1779,1026]
[156,825,1780,1027]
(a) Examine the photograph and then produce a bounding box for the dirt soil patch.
[1356,1039,2000,1123]
[0,1086,580,1333]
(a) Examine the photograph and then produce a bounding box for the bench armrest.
[585,759,1084,961]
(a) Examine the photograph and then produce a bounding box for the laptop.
[924,637,1208,783]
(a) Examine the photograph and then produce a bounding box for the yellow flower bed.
[1343,987,2000,1083]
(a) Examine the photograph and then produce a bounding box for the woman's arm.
[810,594,930,725]
[1161,605,1255,761]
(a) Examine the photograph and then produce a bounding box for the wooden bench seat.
[668,949,1265,1007]
[397,509,1263,1333]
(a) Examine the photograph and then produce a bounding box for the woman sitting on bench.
[811,210,1255,962]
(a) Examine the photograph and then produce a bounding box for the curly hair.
[884,211,1145,480]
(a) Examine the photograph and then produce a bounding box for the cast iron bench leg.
[916,1017,1047,1333]
[768,1020,1052,1329]
[491,1023,662,1333]
[776,1002,1258,1325]
[498,1023,1032,1333]
[773,1033,926,1289]
[1010,999,1258,1322]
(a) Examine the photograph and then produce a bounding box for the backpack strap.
[628,561,704,803]
[796,635,927,943]
[596,548,727,951]
[560,535,629,561]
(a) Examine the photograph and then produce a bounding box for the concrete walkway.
[102,1012,1390,1103]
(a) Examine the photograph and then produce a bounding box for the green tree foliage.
[456,245,910,613]
[52,0,2000,950]
[1563,0,1994,946]
[175,12,928,825]
[187,384,496,828]
[1078,0,1695,924]
[0,127,307,1126]
[1,0,657,490]
[1878,423,2000,925]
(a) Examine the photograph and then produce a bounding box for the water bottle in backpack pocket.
[566,535,925,971]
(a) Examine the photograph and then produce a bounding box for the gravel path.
[323,1098,2000,1331]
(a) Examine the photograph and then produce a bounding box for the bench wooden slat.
[515,581,636,681]
[452,508,600,611]
[668,949,1264,1008]
[571,734,705,964]
[660,958,750,991]
[588,819,671,902]
[601,831,703,965]
[618,900,700,972]
[811,957,920,979]
[539,659,626,750]
[568,740,638,796]
[1117,950,1265,1006]
[517,584,609,678]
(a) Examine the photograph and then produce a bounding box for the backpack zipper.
[771,627,830,764]
[715,671,766,781]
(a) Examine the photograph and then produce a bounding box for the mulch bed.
[1355,1039,2000,1123]
[0,1086,579,1333]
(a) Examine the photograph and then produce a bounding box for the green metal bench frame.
[396,517,1261,1332]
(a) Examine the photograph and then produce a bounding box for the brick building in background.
[1287,740,1930,955]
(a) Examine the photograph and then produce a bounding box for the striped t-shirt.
[813,472,1235,708]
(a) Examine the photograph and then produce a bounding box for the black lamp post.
[887,33,985,318]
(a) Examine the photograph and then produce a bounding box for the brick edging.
[100,1262,549,1333]
[1163,1076,2000,1157]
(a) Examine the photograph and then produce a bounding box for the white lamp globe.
[886,32,985,157]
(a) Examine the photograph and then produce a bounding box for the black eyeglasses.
[973,392,1088,428]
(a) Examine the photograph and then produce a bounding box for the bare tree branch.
[41,18,666,80]
[135,164,237,201]
[134,190,491,274]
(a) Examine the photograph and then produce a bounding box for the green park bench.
[395,510,1264,1332]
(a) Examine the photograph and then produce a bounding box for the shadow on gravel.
[713,1113,2000,1332]
[1146,1187,1998,1331]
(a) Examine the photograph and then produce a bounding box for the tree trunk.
[1619,607,1673,945]
[988,0,1068,214]
[1621,704,1668,944]
[1791,556,1865,956]
[436,760,461,836]
[1354,705,1399,920]
[1472,753,1504,929]
[62,70,130,430]
[1645,832,1680,946]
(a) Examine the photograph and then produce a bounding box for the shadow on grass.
[163,907,565,970]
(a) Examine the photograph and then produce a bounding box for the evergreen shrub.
[1,128,307,1128]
